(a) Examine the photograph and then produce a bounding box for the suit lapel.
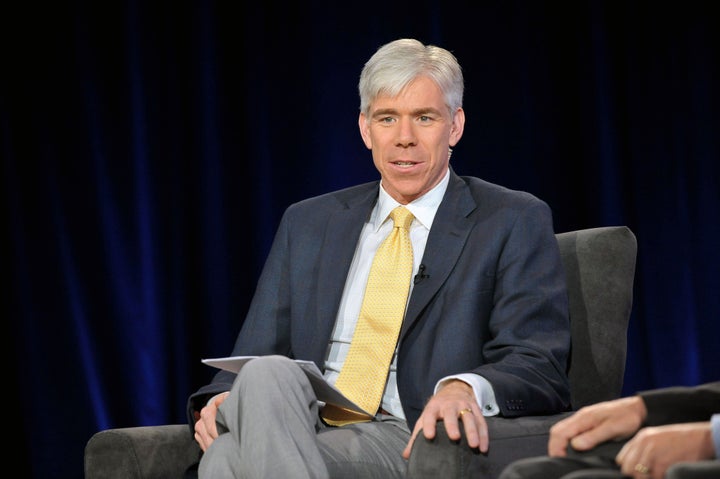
[315,185,378,334]
[401,173,477,337]
[310,175,476,346]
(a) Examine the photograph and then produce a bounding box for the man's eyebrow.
[371,108,399,117]
[412,107,442,116]
[371,107,442,118]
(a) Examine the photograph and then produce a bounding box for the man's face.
[359,75,464,204]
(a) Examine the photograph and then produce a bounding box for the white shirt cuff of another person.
[711,413,720,459]
[435,374,500,416]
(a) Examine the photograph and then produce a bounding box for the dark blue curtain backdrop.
[3,1,719,477]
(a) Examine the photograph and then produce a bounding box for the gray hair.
[358,38,464,116]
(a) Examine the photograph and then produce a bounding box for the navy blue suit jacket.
[189,170,571,429]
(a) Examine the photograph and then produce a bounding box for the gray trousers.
[199,355,411,478]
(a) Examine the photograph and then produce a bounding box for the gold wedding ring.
[634,463,651,475]
[458,408,473,417]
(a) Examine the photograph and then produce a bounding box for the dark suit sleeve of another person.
[640,381,720,426]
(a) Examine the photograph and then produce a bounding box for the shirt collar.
[372,168,450,232]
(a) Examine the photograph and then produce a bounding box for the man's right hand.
[193,391,230,451]
[548,396,648,457]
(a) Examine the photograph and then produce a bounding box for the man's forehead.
[370,78,446,114]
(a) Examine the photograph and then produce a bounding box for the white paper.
[201,355,372,417]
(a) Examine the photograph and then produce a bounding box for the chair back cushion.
[556,226,637,409]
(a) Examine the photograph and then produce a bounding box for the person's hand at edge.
[616,421,714,479]
[548,396,647,457]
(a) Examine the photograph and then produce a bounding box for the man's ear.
[449,108,465,147]
[358,113,372,149]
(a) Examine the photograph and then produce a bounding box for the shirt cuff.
[434,373,500,416]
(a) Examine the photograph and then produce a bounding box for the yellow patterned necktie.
[322,206,415,426]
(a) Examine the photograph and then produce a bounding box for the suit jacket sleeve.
[466,197,571,417]
[640,381,720,425]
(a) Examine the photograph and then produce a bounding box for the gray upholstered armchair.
[85,226,638,479]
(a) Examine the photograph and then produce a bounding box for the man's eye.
[419,115,432,122]
[380,117,395,124]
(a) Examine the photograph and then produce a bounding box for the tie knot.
[389,206,414,230]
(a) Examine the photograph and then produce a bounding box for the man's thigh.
[317,416,410,479]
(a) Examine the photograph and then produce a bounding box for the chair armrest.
[407,413,572,478]
[666,461,720,479]
[84,424,201,479]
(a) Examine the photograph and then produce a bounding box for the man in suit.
[189,38,571,478]
[499,382,720,479]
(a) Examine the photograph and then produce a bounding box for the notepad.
[202,355,373,417]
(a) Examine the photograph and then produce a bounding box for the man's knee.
[406,421,479,479]
[235,355,298,393]
[240,355,292,377]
